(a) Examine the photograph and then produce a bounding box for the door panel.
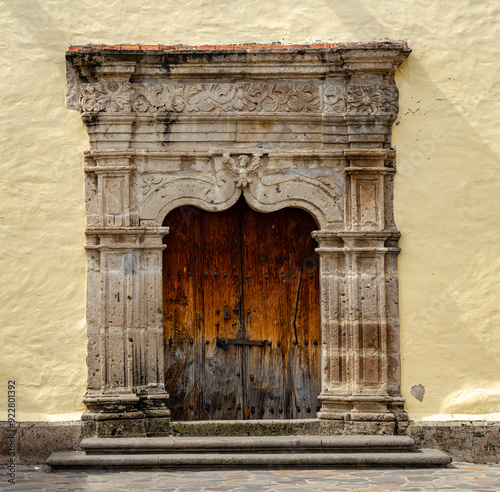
[200,206,243,420]
[286,211,322,418]
[163,198,320,421]
[242,205,286,419]
[163,206,200,421]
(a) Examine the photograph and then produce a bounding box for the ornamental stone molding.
[67,45,411,437]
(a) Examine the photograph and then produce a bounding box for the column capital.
[85,227,169,250]
[312,230,343,253]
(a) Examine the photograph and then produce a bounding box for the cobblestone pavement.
[4,463,499,491]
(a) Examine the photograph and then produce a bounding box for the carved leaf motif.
[81,82,131,112]
[235,83,320,112]
[133,84,165,112]
[80,82,323,113]
[141,175,165,195]
[169,84,188,112]
[323,84,399,114]
[78,81,398,115]
[323,86,347,112]
[190,83,234,112]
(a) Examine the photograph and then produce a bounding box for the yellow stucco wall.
[1,1,499,422]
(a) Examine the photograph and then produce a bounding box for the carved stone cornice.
[67,47,409,117]
[67,46,410,81]
[85,227,169,250]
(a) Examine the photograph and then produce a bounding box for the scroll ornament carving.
[233,83,320,112]
[136,152,344,228]
[133,82,321,113]
[78,82,397,114]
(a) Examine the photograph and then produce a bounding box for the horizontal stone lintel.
[345,167,396,174]
[86,227,169,236]
[319,395,406,403]
[83,149,395,160]
[84,165,135,173]
[315,247,400,254]
[84,149,347,158]
[81,112,397,121]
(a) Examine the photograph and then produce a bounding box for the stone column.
[83,229,170,437]
[315,148,406,431]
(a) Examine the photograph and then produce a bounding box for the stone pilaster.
[83,228,170,437]
[314,147,406,424]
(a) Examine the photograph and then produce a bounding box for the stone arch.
[140,153,343,230]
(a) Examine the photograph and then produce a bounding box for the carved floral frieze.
[81,82,132,112]
[78,81,398,114]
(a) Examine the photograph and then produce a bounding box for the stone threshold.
[47,434,451,470]
[80,435,416,454]
[48,449,451,471]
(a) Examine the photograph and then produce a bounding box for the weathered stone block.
[96,418,147,438]
[472,422,500,463]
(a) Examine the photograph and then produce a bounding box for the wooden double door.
[163,198,320,421]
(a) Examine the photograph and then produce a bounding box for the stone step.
[80,435,416,454]
[167,418,400,437]
[47,448,452,470]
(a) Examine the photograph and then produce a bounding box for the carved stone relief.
[67,45,410,437]
[76,81,398,115]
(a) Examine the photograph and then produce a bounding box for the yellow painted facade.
[1,1,499,421]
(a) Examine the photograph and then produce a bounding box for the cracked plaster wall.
[0,0,499,422]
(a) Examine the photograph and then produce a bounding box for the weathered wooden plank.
[163,206,199,420]
[286,210,321,419]
[200,205,244,420]
[242,203,285,419]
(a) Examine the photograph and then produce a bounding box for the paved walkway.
[6,463,500,491]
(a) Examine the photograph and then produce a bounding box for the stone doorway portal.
[66,44,411,437]
[163,198,321,421]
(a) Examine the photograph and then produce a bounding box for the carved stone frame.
[67,45,411,437]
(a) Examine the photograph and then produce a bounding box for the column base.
[83,390,171,437]
[318,394,407,424]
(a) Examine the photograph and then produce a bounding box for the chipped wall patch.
[411,384,425,402]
